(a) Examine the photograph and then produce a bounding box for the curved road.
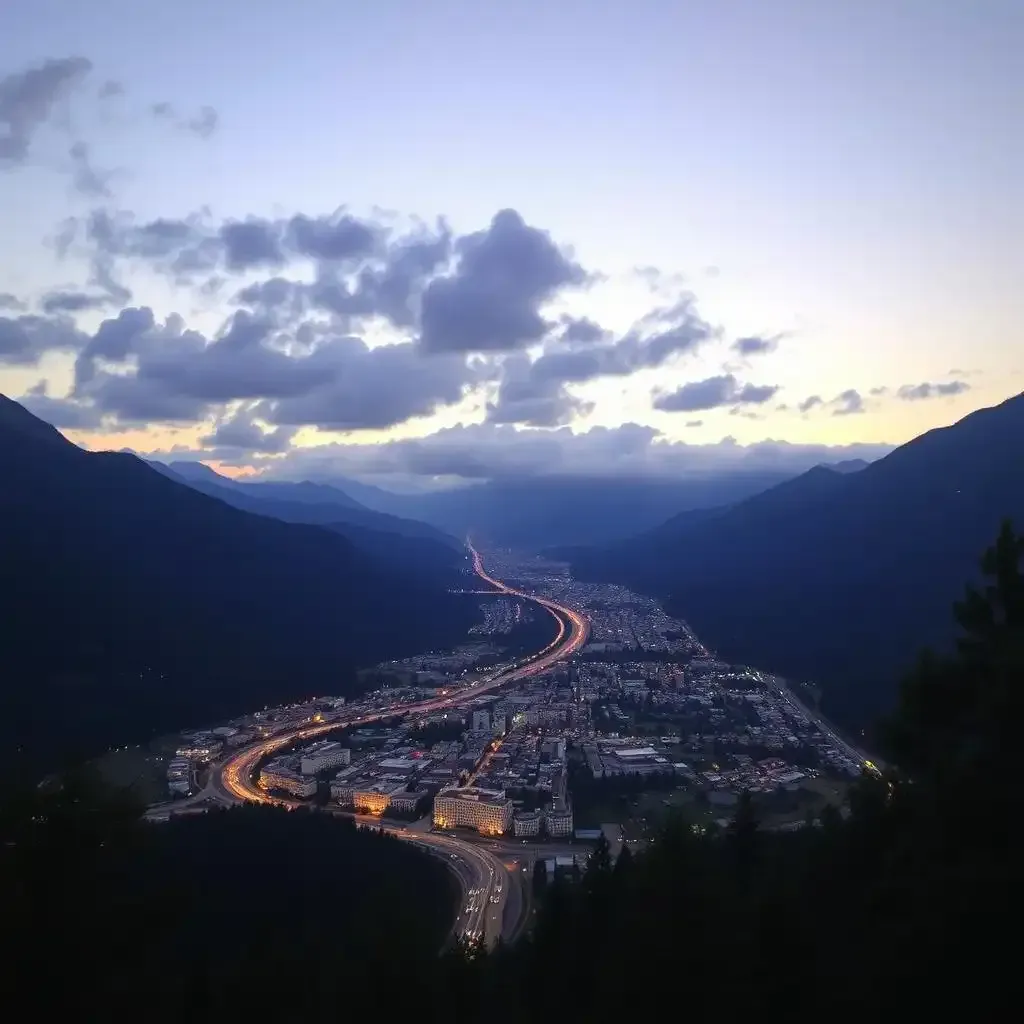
[207,543,590,948]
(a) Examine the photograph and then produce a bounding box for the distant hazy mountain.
[0,396,475,772]
[568,393,1024,731]
[825,458,870,474]
[317,472,799,548]
[152,461,459,550]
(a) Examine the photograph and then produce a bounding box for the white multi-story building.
[259,759,317,798]
[513,810,542,837]
[433,787,512,836]
[389,790,426,815]
[353,782,407,815]
[300,740,350,775]
[545,806,574,837]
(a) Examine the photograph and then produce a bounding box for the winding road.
[200,542,590,948]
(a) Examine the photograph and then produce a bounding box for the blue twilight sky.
[1,0,1021,484]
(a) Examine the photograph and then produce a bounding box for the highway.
[202,542,591,948]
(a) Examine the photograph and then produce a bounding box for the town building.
[433,787,512,835]
[300,740,350,775]
[513,810,542,837]
[353,782,407,815]
[472,710,491,733]
[545,806,574,837]
[259,759,317,798]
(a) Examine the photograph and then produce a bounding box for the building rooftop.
[437,786,508,804]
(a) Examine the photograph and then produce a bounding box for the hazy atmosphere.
[3,0,1020,488]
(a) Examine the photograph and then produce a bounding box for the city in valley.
[127,543,875,949]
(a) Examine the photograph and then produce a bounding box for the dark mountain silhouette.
[0,395,475,772]
[567,392,1024,731]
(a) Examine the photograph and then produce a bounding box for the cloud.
[186,106,218,138]
[39,289,115,314]
[732,335,780,356]
[68,141,114,197]
[97,80,124,99]
[686,420,703,428]
[205,420,893,485]
[18,388,104,428]
[830,389,864,416]
[152,101,218,138]
[220,218,285,271]
[62,304,482,432]
[0,56,92,164]
[0,293,27,311]
[200,409,296,453]
[485,355,593,427]
[559,317,609,344]
[80,207,397,288]
[897,380,970,401]
[287,213,378,262]
[798,395,823,413]
[528,296,715,388]
[418,209,588,352]
[0,313,86,365]
[653,374,779,413]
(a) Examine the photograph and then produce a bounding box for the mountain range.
[564,392,1024,732]
[301,472,803,548]
[0,396,476,773]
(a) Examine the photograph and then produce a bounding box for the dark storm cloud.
[418,209,588,352]
[897,380,970,401]
[653,374,779,413]
[0,314,86,365]
[0,56,92,164]
[830,389,865,416]
[732,335,780,356]
[200,409,296,453]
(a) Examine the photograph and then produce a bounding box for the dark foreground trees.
[455,521,1024,1020]
[0,795,457,1019]
[2,524,1020,1022]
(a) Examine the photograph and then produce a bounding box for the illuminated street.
[207,543,591,948]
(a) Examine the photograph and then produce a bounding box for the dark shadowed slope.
[0,396,475,772]
[569,392,1024,730]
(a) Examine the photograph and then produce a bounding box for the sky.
[1,0,1021,487]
